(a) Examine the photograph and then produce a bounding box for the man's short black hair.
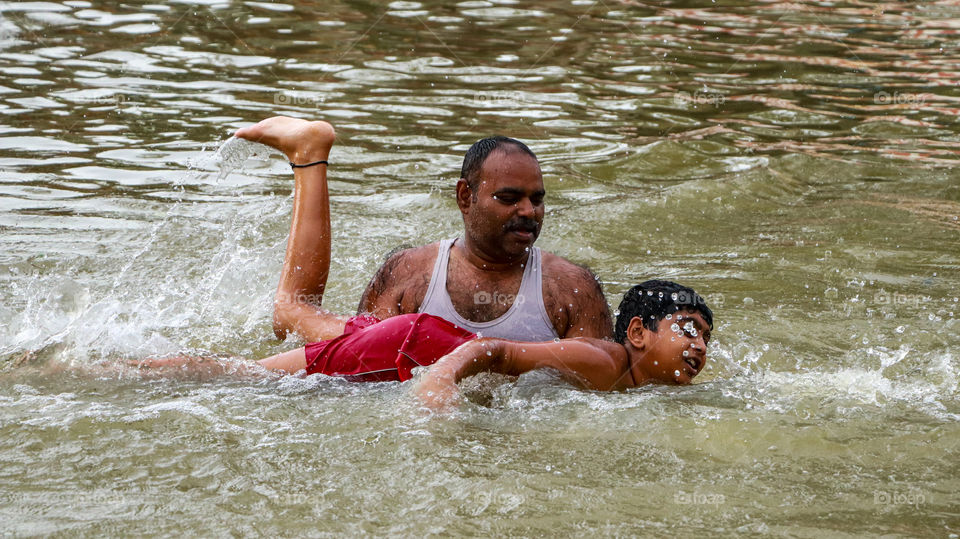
[613,279,714,343]
[460,135,537,191]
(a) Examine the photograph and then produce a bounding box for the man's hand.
[415,367,462,413]
[414,339,508,412]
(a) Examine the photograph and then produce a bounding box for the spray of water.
[209,136,275,181]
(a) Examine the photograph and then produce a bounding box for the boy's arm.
[416,338,629,411]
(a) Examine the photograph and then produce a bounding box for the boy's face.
[640,310,711,384]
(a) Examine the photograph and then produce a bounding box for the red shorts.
[304,313,476,382]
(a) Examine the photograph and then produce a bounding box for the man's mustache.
[505,218,539,233]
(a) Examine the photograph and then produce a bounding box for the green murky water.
[1,0,959,536]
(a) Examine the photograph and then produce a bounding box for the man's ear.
[625,316,650,350]
[456,179,472,213]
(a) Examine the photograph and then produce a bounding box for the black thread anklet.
[289,160,329,169]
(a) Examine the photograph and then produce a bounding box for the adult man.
[235,116,612,343]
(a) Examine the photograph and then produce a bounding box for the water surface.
[1,0,959,536]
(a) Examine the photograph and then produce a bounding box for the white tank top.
[418,238,559,341]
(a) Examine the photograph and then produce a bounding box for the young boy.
[137,280,712,411]
[135,117,714,407]
[414,279,712,410]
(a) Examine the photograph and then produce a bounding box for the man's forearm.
[432,339,506,383]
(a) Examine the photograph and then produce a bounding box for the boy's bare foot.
[234,116,335,165]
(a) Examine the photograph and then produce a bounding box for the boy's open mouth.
[684,357,701,372]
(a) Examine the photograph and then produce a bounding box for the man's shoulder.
[380,241,442,273]
[538,249,602,285]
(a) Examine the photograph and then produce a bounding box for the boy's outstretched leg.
[128,347,308,379]
[235,117,348,342]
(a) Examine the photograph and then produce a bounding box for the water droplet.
[653,361,658,365]
[674,370,681,377]
[671,292,678,301]
[682,350,689,357]
[895,325,905,333]
[670,323,681,333]
[743,297,755,306]
[666,314,672,320]
[486,351,492,356]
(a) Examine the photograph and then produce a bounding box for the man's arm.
[356,249,409,319]
[415,337,628,411]
[357,245,434,319]
[543,256,613,339]
[563,265,613,339]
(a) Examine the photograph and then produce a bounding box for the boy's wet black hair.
[613,279,714,344]
[460,135,537,192]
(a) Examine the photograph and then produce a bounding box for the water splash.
[190,136,276,182]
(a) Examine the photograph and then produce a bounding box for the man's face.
[642,310,711,385]
[462,148,545,261]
